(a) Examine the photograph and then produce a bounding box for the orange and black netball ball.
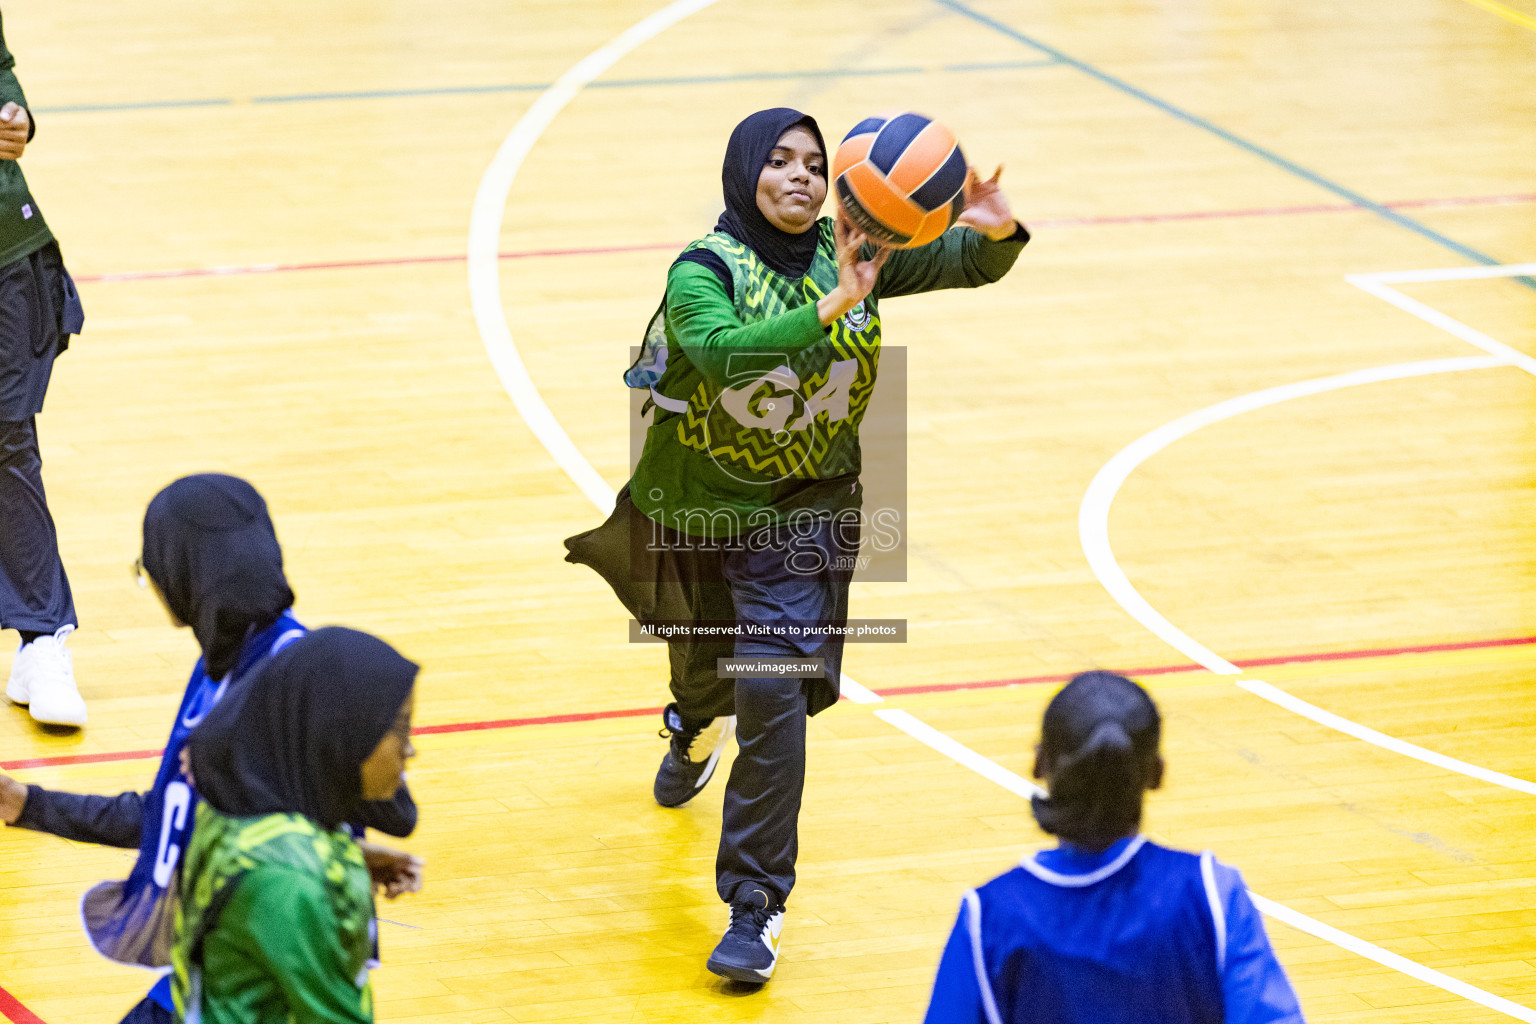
[832,112,967,249]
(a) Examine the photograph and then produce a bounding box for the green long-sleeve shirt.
[630,219,1028,535]
[0,13,52,267]
[666,225,1027,388]
[173,807,376,1024]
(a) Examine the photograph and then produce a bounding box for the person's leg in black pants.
[652,532,740,808]
[0,416,82,726]
[563,486,740,806]
[705,513,858,983]
[0,417,74,635]
[0,244,84,727]
[714,673,807,906]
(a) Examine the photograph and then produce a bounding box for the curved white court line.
[1079,352,1536,795]
[1080,354,1505,676]
[465,5,1536,1016]
[468,0,723,516]
[1239,678,1536,795]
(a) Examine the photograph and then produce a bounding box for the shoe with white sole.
[7,626,86,727]
[653,704,734,808]
[706,887,784,984]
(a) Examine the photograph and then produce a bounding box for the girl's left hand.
[817,213,890,325]
[955,165,1020,241]
[358,839,426,898]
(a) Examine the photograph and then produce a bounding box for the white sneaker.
[7,626,86,727]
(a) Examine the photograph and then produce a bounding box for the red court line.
[878,658,1209,696]
[68,193,1536,286]
[1234,633,1536,668]
[413,704,661,735]
[877,634,1536,697]
[1,747,163,770]
[3,638,1534,1024]
[6,633,1535,773]
[0,983,46,1024]
[71,242,683,284]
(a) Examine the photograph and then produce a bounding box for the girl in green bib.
[566,106,1028,983]
[172,628,417,1023]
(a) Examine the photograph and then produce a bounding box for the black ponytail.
[1030,671,1160,852]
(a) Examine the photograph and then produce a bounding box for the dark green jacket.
[0,12,52,268]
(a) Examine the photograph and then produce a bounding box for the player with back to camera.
[564,107,1030,983]
[174,626,418,1023]
[0,475,422,1024]
[0,8,89,728]
[923,671,1305,1024]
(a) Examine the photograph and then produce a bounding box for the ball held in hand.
[832,112,968,249]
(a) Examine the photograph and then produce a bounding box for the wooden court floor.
[1,0,1534,1020]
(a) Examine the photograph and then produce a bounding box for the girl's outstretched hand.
[358,839,426,899]
[0,773,25,825]
[818,212,890,326]
[955,165,1021,241]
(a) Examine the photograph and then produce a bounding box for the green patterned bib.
[172,805,375,1022]
[630,218,881,535]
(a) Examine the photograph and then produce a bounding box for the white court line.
[464,4,1536,1015]
[1079,355,1506,677]
[1251,893,1536,1023]
[1240,679,1536,795]
[884,713,1536,1022]
[1358,261,1536,284]
[1348,274,1536,378]
[467,0,724,516]
[1078,352,1536,791]
[875,709,1045,799]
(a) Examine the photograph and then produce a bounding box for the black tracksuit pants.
[565,485,858,908]
[0,241,77,635]
[690,517,856,907]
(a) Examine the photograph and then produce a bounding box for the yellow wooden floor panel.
[1,0,1533,1020]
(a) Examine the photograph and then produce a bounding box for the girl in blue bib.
[0,475,421,1023]
[924,671,1305,1024]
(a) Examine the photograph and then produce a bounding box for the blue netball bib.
[79,616,306,971]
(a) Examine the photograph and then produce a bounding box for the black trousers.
[0,242,75,635]
[566,486,858,906]
[0,417,73,633]
[704,517,856,906]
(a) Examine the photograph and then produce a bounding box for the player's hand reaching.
[358,839,425,899]
[0,772,27,825]
[0,103,31,161]
[956,166,1020,241]
[817,212,890,326]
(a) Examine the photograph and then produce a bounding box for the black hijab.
[141,474,295,682]
[191,626,418,830]
[709,107,828,279]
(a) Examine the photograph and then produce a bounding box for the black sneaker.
[707,887,785,984]
[653,703,735,808]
